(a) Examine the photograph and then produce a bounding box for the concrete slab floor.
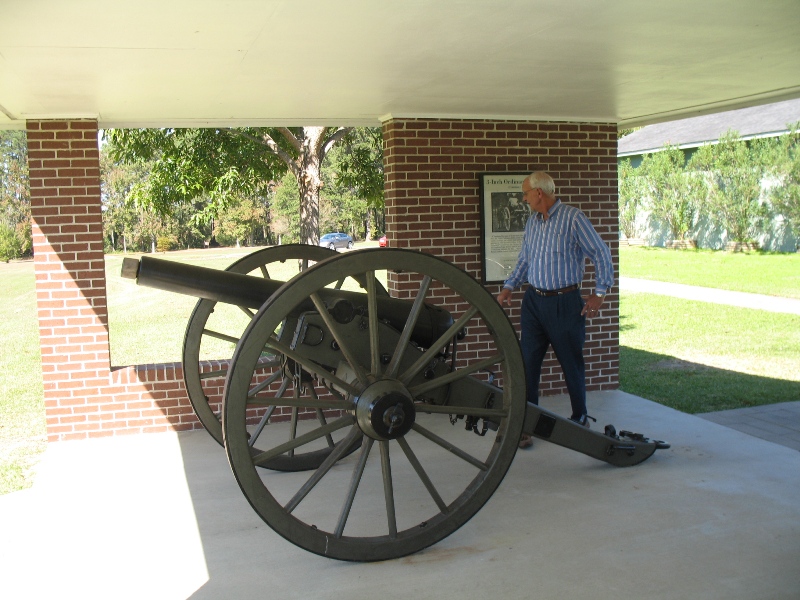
[1,390,798,600]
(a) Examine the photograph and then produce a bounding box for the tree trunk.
[298,173,321,245]
[297,128,325,246]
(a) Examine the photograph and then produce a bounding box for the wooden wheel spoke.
[284,427,363,514]
[265,338,361,397]
[246,369,283,398]
[365,271,382,376]
[411,423,489,471]
[252,416,354,467]
[238,305,255,319]
[245,396,351,410]
[202,328,240,345]
[379,440,397,538]
[248,377,289,447]
[309,292,370,387]
[386,275,431,378]
[289,406,299,458]
[248,405,277,447]
[399,307,479,385]
[310,386,335,447]
[409,353,504,397]
[199,367,228,380]
[334,437,375,538]
[396,437,448,513]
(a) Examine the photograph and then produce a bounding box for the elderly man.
[497,171,614,448]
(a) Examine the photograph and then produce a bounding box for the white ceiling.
[1,0,799,130]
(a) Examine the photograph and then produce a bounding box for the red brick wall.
[27,120,200,441]
[381,118,619,397]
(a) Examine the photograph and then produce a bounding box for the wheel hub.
[355,380,416,441]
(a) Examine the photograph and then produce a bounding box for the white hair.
[527,171,555,197]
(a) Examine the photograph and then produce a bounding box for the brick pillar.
[381,118,619,396]
[27,120,112,439]
[27,120,198,441]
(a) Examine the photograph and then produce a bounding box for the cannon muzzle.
[121,255,454,348]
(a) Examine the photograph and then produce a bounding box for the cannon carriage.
[122,246,668,561]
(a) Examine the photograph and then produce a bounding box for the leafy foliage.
[103,126,385,247]
[768,125,800,240]
[104,128,284,225]
[639,144,704,240]
[618,158,642,238]
[106,127,383,243]
[0,130,31,260]
[689,130,771,243]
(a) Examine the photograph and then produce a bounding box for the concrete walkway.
[1,391,798,600]
[619,276,800,315]
[699,402,800,452]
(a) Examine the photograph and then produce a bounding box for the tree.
[100,150,151,252]
[215,190,272,247]
[0,130,31,261]
[690,130,770,243]
[639,144,702,241]
[618,158,642,239]
[271,173,301,244]
[769,125,800,241]
[104,126,379,245]
[330,128,384,239]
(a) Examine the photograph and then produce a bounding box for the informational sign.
[478,173,531,284]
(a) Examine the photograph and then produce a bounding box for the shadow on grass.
[620,347,800,414]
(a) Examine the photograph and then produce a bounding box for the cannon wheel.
[495,204,511,232]
[223,249,526,561]
[183,244,384,471]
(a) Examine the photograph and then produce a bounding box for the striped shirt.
[503,200,614,294]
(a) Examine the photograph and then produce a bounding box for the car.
[378,235,387,247]
[319,232,354,250]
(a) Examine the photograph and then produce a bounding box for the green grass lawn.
[619,291,800,413]
[619,246,800,298]
[0,261,45,494]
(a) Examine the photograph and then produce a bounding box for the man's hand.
[497,288,513,307]
[581,294,605,318]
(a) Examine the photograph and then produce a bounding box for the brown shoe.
[518,434,533,449]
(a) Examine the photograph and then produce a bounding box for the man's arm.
[573,213,614,295]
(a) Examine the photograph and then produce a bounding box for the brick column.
[381,118,619,396]
[27,120,111,439]
[27,120,198,441]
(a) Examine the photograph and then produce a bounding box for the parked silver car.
[319,232,354,250]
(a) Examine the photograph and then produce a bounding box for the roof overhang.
[2,0,799,130]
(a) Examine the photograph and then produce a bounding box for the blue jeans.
[520,286,587,420]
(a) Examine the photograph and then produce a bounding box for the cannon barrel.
[121,255,454,348]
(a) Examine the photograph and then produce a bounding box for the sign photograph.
[478,172,531,284]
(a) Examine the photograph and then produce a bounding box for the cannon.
[121,246,669,562]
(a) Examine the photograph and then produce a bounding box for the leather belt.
[532,284,580,297]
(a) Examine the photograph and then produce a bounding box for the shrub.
[618,159,643,238]
[0,222,23,262]
[156,235,177,253]
[690,131,770,243]
[639,145,703,241]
